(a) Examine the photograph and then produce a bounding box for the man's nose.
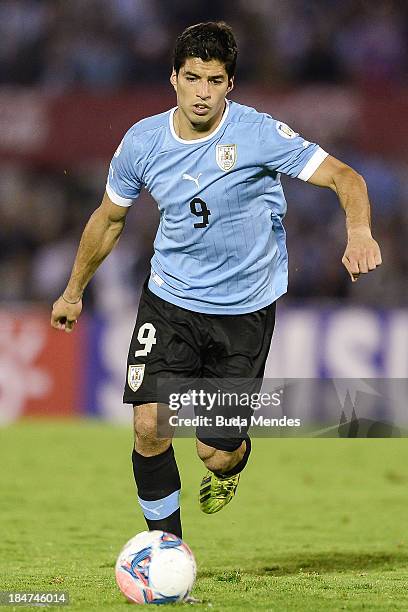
[196,81,210,99]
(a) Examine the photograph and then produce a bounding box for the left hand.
[342,227,382,282]
[51,295,82,333]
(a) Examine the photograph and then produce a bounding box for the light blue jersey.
[106,100,328,314]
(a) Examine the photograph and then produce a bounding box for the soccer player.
[51,22,382,539]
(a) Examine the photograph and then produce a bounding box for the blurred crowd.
[1,151,406,310]
[0,0,407,308]
[1,0,407,88]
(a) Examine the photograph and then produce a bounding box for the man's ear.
[226,77,234,94]
[170,69,177,91]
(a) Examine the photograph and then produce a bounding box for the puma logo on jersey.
[182,172,202,188]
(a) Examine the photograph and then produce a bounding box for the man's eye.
[186,77,196,81]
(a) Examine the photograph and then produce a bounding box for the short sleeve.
[260,115,328,181]
[106,128,144,207]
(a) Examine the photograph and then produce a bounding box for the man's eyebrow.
[184,70,225,79]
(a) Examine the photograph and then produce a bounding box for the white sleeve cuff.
[297,148,329,181]
[106,182,134,207]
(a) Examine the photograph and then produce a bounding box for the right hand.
[51,295,83,333]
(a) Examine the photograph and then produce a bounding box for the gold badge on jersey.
[276,121,298,139]
[216,144,237,171]
[128,364,145,392]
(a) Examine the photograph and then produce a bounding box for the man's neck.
[174,102,226,140]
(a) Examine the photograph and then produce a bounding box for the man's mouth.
[193,104,210,115]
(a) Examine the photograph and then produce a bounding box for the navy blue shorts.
[124,282,276,450]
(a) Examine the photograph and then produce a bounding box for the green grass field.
[1,420,408,610]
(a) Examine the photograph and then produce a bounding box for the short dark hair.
[173,22,238,79]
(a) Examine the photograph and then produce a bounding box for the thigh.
[195,302,276,444]
[202,301,276,379]
[123,284,202,405]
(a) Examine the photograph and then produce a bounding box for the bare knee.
[133,403,172,456]
[196,439,245,473]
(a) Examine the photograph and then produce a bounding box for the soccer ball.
[115,531,196,604]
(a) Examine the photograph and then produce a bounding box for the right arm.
[51,191,129,333]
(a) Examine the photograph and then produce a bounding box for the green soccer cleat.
[199,470,240,514]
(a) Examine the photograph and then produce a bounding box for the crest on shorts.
[216,144,237,171]
[128,364,145,392]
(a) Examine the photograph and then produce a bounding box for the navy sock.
[215,437,252,478]
[132,445,182,538]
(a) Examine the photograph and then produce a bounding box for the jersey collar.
[169,99,230,144]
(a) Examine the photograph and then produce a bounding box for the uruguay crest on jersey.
[128,364,145,392]
[216,144,237,171]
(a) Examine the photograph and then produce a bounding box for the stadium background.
[0,0,407,419]
[1,2,408,610]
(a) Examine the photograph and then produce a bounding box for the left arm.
[307,155,382,282]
